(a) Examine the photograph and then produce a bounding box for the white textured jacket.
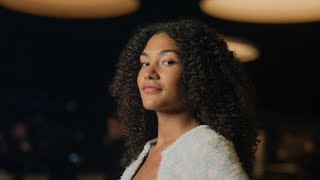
[120,125,249,180]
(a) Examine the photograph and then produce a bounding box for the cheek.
[137,70,143,88]
[167,73,183,94]
[175,72,184,94]
[173,69,183,85]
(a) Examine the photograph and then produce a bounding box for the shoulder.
[165,125,234,155]
[196,125,237,158]
[175,125,239,164]
[161,125,249,179]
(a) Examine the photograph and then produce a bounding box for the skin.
[134,33,199,180]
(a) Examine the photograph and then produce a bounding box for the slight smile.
[142,84,162,93]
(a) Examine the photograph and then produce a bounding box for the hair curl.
[110,19,258,174]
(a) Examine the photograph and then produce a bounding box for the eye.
[140,62,149,67]
[162,60,176,65]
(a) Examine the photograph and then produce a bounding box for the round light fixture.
[200,0,320,24]
[223,36,260,62]
[0,0,140,18]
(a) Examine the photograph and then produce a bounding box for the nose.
[144,65,159,80]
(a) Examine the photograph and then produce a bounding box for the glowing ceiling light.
[0,0,140,18]
[223,36,260,62]
[200,0,320,24]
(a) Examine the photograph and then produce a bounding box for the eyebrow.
[140,49,180,57]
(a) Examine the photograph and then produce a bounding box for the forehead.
[143,33,179,52]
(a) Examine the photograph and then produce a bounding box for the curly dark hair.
[110,19,258,174]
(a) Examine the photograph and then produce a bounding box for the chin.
[142,103,157,111]
[142,100,165,111]
[143,107,155,111]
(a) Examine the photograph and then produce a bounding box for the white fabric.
[120,125,249,180]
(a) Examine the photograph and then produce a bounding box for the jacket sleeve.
[204,138,249,180]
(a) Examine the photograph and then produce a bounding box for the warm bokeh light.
[0,0,140,18]
[223,36,260,62]
[200,0,320,24]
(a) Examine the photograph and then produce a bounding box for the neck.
[154,111,199,149]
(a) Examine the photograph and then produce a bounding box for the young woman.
[110,19,257,180]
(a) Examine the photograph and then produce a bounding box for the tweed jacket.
[120,125,249,180]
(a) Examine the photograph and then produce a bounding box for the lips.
[142,84,162,93]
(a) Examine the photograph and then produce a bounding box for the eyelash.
[140,62,149,67]
[162,60,176,65]
[140,60,176,67]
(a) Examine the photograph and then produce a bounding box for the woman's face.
[137,33,186,113]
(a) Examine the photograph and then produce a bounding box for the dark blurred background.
[1,0,320,180]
